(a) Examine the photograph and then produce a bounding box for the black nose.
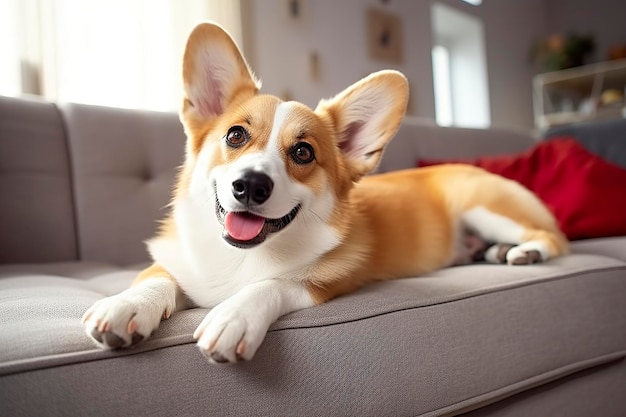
[232,171,274,205]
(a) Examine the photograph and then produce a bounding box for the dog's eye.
[225,126,249,147]
[291,142,315,164]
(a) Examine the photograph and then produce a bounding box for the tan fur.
[137,23,569,315]
[74,22,573,362]
[306,165,569,303]
[180,23,260,152]
[132,263,175,286]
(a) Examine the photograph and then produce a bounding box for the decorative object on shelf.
[367,8,403,64]
[600,89,624,107]
[529,33,595,72]
[609,44,626,61]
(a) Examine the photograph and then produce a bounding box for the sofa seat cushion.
[0,262,147,364]
[571,236,626,263]
[1,253,626,416]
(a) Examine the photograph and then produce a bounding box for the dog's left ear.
[316,70,408,177]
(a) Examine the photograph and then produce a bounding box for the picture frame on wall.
[367,8,404,64]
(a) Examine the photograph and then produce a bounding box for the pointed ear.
[181,22,260,125]
[316,70,408,177]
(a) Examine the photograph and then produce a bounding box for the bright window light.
[431,2,490,128]
[432,45,453,127]
[461,0,483,5]
[0,1,20,97]
[0,0,241,110]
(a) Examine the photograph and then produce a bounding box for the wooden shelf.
[533,59,626,130]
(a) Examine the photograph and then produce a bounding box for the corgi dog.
[82,23,569,363]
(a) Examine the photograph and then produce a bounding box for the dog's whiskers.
[201,188,217,208]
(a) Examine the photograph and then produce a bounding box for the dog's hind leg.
[451,229,489,265]
[462,206,569,265]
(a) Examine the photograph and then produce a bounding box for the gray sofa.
[1,95,625,417]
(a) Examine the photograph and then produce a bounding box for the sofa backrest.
[1,95,537,266]
[0,95,185,266]
[59,102,185,266]
[0,95,79,264]
[378,117,535,173]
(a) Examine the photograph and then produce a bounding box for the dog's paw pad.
[507,247,543,265]
[209,352,231,364]
[484,243,514,264]
[89,327,128,349]
[507,241,548,265]
[132,331,147,345]
[486,242,547,266]
[101,332,126,349]
[90,328,104,344]
[88,326,147,349]
[82,290,167,349]
[194,304,268,364]
[510,249,542,265]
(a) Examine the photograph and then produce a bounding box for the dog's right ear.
[181,23,260,128]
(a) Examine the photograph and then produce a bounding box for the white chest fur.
[147,195,340,308]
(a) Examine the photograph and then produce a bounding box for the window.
[0,0,20,97]
[432,45,453,127]
[0,0,242,111]
[431,2,490,128]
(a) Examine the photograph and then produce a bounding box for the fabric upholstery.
[1,251,625,416]
[544,118,626,170]
[2,95,626,417]
[0,95,78,263]
[571,236,626,262]
[463,359,626,417]
[378,117,535,173]
[60,103,185,265]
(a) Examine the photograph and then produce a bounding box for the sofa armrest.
[378,117,536,173]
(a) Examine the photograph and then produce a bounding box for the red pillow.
[418,138,626,240]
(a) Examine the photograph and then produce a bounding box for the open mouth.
[215,196,301,249]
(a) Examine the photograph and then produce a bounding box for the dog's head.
[177,23,408,249]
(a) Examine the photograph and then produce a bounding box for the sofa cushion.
[1,251,625,416]
[59,103,185,266]
[571,236,626,262]
[419,138,626,241]
[378,118,534,173]
[0,95,78,264]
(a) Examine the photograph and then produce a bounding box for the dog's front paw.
[82,284,174,349]
[193,280,314,364]
[194,298,271,364]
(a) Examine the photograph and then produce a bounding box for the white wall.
[247,0,548,130]
[474,0,548,130]
[247,0,435,119]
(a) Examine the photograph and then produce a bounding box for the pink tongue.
[224,212,265,241]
